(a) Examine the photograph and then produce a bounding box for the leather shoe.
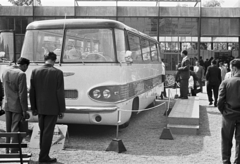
[209,102,213,105]
[39,158,57,163]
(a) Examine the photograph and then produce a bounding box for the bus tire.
[119,120,130,129]
[119,97,139,129]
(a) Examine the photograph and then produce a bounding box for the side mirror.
[125,51,133,64]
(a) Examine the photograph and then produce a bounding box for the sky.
[0,0,239,7]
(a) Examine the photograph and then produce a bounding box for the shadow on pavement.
[198,105,211,136]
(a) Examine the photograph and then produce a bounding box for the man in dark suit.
[205,60,221,107]
[177,50,190,99]
[2,57,30,153]
[30,52,66,163]
[0,79,5,116]
[217,59,240,164]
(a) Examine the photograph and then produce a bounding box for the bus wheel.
[119,97,139,129]
[119,120,130,129]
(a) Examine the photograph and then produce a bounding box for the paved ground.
[0,87,234,164]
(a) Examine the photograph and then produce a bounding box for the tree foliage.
[8,0,41,6]
[203,0,224,7]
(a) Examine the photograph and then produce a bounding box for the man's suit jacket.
[205,65,221,85]
[0,80,4,103]
[177,56,190,80]
[218,73,240,120]
[30,64,66,115]
[2,66,28,113]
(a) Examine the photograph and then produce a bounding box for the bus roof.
[26,19,158,42]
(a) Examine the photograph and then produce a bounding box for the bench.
[0,132,31,164]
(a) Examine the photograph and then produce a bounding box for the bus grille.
[120,84,130,99]
[65,90,78,99]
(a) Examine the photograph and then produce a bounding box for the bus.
[0,19,164,127]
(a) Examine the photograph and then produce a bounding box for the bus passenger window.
[141,38,150,61]
[128,33,142,62]
[150,42,158,61]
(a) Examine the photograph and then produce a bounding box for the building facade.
[0,5,240,73]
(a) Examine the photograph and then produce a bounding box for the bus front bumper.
[64,106,118,113]
[27,105,118,114]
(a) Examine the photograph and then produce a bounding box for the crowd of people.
[0,52,65,163]
[166,50,240,164]
[173,52,233,104]
[0,49,240,164]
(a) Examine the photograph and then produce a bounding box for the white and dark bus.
[0,19,164,127]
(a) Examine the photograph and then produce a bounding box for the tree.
[203,0,224,7]
[8,0,41,6]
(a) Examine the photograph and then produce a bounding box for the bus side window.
[141,38,151,61]
[150,42,158,61]
[128,33,142,62]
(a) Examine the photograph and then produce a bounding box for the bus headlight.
[89,85,127,102]
[93,89,101,99]
[103,89,111,99]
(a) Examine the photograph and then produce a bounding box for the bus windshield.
[21,28,116,63]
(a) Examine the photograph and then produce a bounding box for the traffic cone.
[160,127,174,140]
[106,138,127,153]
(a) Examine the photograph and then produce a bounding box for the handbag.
[19,120,28,133]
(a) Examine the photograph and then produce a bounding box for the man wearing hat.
[218,59,240,164]
[30,52,66,163]
[2,57,30,153]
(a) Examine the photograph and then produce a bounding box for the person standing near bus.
[225,60,234,80]
[30,52,66,163]
[0,79,4,116]
[2,57,30,153]
[205,60,221,107]
[160,59,167,99]
[217,59,240,164]
[177,50,190,99]
[219,62,228,81]
[194,60,204,93]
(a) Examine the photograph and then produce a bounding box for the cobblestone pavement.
[0,87,234,164]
